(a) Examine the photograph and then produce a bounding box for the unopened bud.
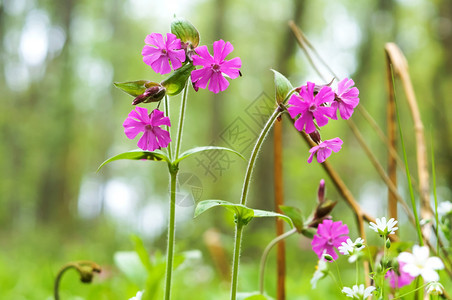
[324,254,334,261]
[132,85,166,105]
[309,130,322,144]
[385,238,391,249]
[314,199,337,220]
[317,179,325,203]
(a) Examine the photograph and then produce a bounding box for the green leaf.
[114,80,159,97]
[114,251,147,286]
[171,17,200,47]
[97,150,169,172]
[194,200,293,227]
[131,235,152,272]
[161,63,195,96]
[175,146,246,165]
[252,209,293,228]
[271,69,293,104]
[194,200,255,225]
[279,205,303,232]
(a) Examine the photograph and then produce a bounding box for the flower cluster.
[123,25,242,151]
[342,284,376,300]
[338,237,365,263]
[287,78,359,164]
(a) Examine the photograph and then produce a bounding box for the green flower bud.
[171,17,200,59]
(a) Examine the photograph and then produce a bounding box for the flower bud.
[132,85,166,105]
[171,18,200,60]
[317,179,325,203]
[309,130,322,145]
[324,254,334,261]
[314,199,337,220]
[385,238,391,249]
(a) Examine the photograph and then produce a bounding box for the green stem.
[431,133,439,253]
[258,228,297,294]
[333,260,343,289]
[230,223,244,300]
[164,169,178,300]
[164,95,173,161]
[240,105,283,205]
[392,280,430,299]
[355,259,359,286]
[391,67,424,246]
[175,83,189,160]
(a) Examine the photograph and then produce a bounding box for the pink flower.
[123,107,171,151]
[191,39,241,94]
[312,219,349,261]
[142,33,186,75]
[287,82,335,134]
[330,78,359,120]
[308,138,343,163]
[385,261,415,289]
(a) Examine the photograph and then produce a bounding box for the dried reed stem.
[385,43,432,239]
[274,119,286,300]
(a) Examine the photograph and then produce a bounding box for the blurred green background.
[1,0,452,298]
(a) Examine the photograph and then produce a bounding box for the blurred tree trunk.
[37,0,77,225]
[432,0,452,187]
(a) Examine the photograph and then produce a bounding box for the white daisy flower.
[369,217,398,236]
[338,238,365,263]
[129,291,144,300]
[398,245,444,282]
[426,281,444,295]
[342,284,376,299]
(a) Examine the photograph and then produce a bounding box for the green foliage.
[97,150,170,171]
[195,200,293,227]
[114,80,157,97]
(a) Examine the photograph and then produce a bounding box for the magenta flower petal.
[311,219,349,261]
[331,78,360,120]
[385,261,415,289]
[287,82,335,134]
[308,138,343,164]
[191,39,241,94]
[123,107,171,152]
[142,33,186,75]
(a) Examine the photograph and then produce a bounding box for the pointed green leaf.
[161,63,195,96]
[194,200,293,227]
[114,251,147,286]
[97,150,169,172]
[114,80,159,97]
[171,17,200,47]
[175,146,246,164]
[279,205,304,232]
[131,235,152,272]
[194,200,255,225]
[252,209,293,228]
[271,69,293,104]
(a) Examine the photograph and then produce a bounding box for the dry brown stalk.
[385,49,399,222]
[273,119,286,300]
[384,43,432,239]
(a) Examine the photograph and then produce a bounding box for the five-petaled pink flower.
[312,219,349,261]
[123,107,171,151]
[191,39,242,94]
[142,33,186,75]
[308,137,343,163]
[385,261,415,289]
[331,78,359,120]
[287,82,335,134]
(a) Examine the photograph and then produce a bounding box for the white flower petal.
[427,257,444,270]
[421,268,440,282]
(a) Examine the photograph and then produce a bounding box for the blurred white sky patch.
[19,10,49,66]
[126,0,202,23]
[3,0,28,16]
[78,175,103,219]
[359,181,385,218]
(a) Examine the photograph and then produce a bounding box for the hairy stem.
[164,95,173,161]
[259,228,297,294]
[164,169,178,300]
[240,106,283,205]
[175,83,189,159]
[230,223,244,300]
